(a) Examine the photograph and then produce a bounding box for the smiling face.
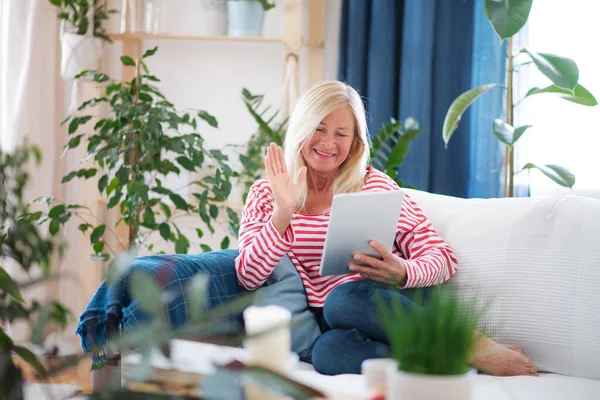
[301,105,356,174]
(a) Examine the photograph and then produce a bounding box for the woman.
[235,80,538,376]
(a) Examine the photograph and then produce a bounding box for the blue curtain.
[338,0,506,198]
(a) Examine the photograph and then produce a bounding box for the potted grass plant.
[378,287,480,400]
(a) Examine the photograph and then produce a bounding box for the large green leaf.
[522,163,576,188]
[522,49,579,91]
[0,267,24,302]
[130,271,164,317]
[188,274,208,322]
[442,84,503,147]
[526,84,598,106]
[492,120,532,147]
[484,0,533,39]
[14,345,46,377]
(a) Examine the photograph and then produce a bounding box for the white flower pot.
[227,0,265,37]
[386,362,475,400]
[60,32,103,80]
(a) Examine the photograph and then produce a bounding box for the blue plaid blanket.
[75,250,243,363]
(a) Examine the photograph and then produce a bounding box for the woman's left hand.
[349,240,407,286]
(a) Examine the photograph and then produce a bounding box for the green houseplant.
[442,0,597,197]
[378,287,479,400]
[0,144,71,400]
[233,88,423,211]
[40,47,238,262]
[49,0,117,80]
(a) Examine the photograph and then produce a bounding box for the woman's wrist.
[272,206,295,237]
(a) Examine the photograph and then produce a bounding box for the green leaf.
[120,56,136,66]
[93,241,104,254]
[176,156,196,171]
[522,49,579,91]
[159,223,171,240]
[175,238,188,254]
[188,275,208,321]
[195,228,204,239]
[160,202,172,218]
[67,134,83,149]
[142,46,158,58]
[200,244,212,253]
[442,84,503,147]
[79,223,91,233]
[198,111,218,128]
[130,271,164,317]
[169,193,189,211]
[49,205,66,218]
[68,118,79,134]
[492,120,532,147]
[98,175,109,193]
[226,207,240,225]
[209,204,219,219]
[14,346,46,377]
[49,0,61,6]
[522,163,576,188]
[483,0,533,39]
[0,267,25,302]
[116,165,129,185]
[61,171,78,183]
[106,177,119,196]
[90,225,106,243]
[525,83,598,106]
[220,236,230,250]
[383,129,423,170]
[139,92,153,102]
[49,219,60,236]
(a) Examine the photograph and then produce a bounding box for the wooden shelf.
[107,33,323,47]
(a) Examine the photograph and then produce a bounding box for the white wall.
[101,0,341,251]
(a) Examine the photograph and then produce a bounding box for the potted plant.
[0,144,71,398]
[378,287,480,400]
[49,0,116,80]
[442,0,597,196]
[227,0,276,37]
[40,47,238,263]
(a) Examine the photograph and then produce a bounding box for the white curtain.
[514,0,600,198]
[0,0,99,347]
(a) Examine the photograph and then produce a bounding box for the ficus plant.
[38,47,239,262]
[442,0,597,197]
[0,144,71,399]
[48,0,116,42]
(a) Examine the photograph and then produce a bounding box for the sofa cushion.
[253,255,321,362]
[405,189,600,380]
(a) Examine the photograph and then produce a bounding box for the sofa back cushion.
[406,189,600,380]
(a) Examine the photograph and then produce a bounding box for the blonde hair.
[283,80,370,210]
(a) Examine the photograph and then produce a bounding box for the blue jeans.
[311,279,429,375]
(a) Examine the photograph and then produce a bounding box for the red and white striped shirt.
[235,166,458,307]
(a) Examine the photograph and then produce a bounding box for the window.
[515,0,600,197]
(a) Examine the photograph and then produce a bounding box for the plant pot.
[386,362,476,400]
[91,363,122,392]
[60,31,103,80]
[227,0,265,37]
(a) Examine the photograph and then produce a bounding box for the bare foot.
[471,336,538,376]
[502,344,524,354]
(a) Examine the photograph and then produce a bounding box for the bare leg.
[470,331,538,376]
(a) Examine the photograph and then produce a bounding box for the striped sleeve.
[234,181,295,290]
[392,193,458,288]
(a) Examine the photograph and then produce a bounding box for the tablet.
[319,189,405,276]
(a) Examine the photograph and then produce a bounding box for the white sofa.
[123,189,600,399]
[294,189,600,399]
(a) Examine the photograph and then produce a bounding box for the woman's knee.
[311,328,389,375]
[323,279,383,329]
